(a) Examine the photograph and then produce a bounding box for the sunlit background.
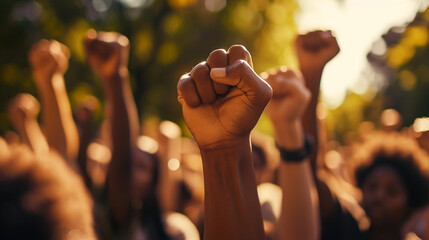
[1,0,429,142]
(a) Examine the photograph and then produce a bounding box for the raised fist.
[295,30,340,72]
[177,45,272,150]
[263,67,311,125]
[28,39,70,82]
[8,93,41,125]
[84,29,129,80]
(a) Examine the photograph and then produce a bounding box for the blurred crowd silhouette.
[2,24,429,240]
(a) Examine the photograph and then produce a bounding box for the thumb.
[210,60,272,105]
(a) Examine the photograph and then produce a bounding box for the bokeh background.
[1,0,429,142]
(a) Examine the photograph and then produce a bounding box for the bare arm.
[7,93,49,155]
[29,40,79,166]
[295,30,340,173]
[178,45,272,240]
[84,30,139,225]
[264,68,319,240]
[295,30,341,222]
[157,120,182,213]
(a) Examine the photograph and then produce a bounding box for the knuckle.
[190,62,209,80]
[228,45,250,61]
[207,49,227,68]
[177,74,192,91]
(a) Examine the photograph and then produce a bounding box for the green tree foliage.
[327,7,429,142]
[0,0,299,135]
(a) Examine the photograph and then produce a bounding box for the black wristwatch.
[276,134,313,163]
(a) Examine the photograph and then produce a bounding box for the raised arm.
[177,45,272,240]
[29,40,79,166]
[263,67,319,240]
[7,93,49,155]
[295,30,339,172]
[84,30,139,225]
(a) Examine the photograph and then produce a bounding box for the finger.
[117,35,130,48]
[28,39,50,65]
[279,67,304,84]
[210,60,272,105]
[190,62,216,104]
[91,39,114,60]
[271,77,301,99]
[0,137,10,160]
[206,49,229,94]
[84,29,97,51]
[177,74,202,108]
[297,31,325,51]
[227,45,253,68]
[267,70,310,101]
[97,31,120,43]
[59,42,71,59]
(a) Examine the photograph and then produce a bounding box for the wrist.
[199,134,253,177]
[198,134,251,153]
[273,120,304,149]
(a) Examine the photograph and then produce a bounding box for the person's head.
[349,132,429,229]
[0,141,96,240]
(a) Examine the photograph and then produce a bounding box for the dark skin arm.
[296,30,340,220]
[84,30,139,225]
[296,30,340,172]
[75,97,99,188]
[178,45,271,240]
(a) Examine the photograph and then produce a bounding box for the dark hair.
[0,144,96,240]
[350,132,429,209]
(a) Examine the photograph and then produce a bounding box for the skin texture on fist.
[177,45,272,150]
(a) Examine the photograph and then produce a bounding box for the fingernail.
[211,68,226,79]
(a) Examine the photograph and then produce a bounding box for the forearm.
[105,69,138,224]
[274,121,320,240]
[300,68,323,173]
[37,73,79,164]
[278,161,320,240]
[105,69,139,147]
[24,119,49,155]
[158,122,182,212]
[200,135,265,240]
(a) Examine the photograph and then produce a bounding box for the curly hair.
[348,131,429,209]
[0,143,96,240]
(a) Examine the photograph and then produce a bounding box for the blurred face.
[132,150,155,201]
[361,165,410,229]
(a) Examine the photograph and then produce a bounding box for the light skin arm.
[263,68,319,240]
[7,93,49,155]
[29,40,79,166]
[157,120,182,213]
[84,30,139,225]
[178,45,272,240]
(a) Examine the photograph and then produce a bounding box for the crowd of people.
[1,27,429,240]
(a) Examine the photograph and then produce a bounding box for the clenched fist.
[84,29,129,81]
[263,67,311,125]
[295,30,340,73]
[29,40,70,83]
[178,45,272,150]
